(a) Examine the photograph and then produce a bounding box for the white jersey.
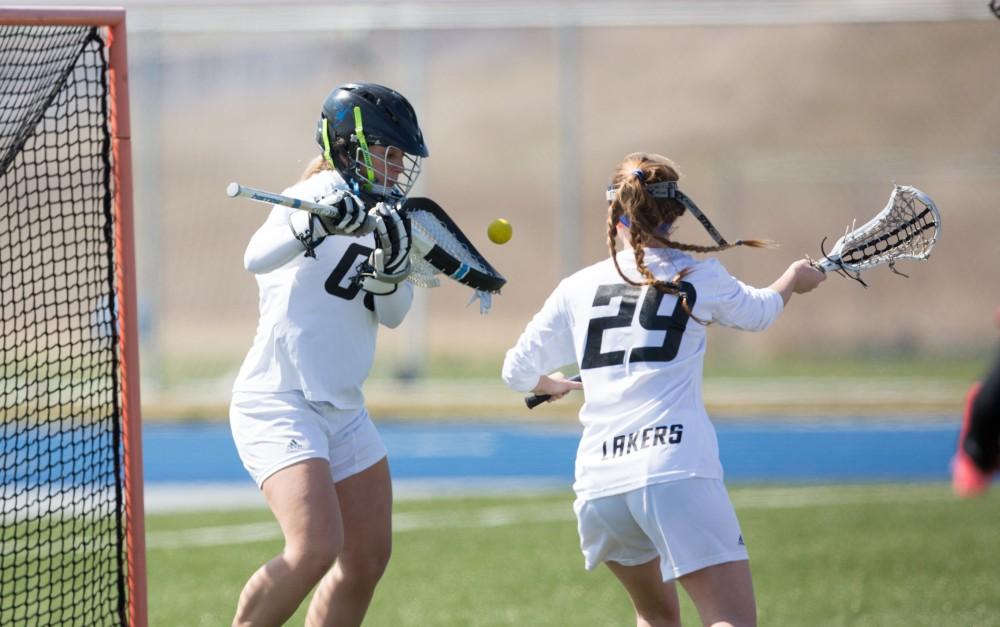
[233,169,413,408]
[502,248,784,500]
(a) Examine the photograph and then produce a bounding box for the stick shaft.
[226,182,376,232]
[815,257,838,273]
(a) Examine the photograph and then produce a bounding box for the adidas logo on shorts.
[287,439,302,452]
[738,535,745,546]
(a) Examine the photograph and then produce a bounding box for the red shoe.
[953,453,991,498]
[952,382,994,498]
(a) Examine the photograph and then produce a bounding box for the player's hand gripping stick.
[524,374,583,409]
[226,182,377,236]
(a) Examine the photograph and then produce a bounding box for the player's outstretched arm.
[243,191,369,275]
[768,258,827,305]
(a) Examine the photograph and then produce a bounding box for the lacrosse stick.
[227,183,506,311]
[814,185,941,286]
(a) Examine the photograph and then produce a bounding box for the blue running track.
[137,418,961,486]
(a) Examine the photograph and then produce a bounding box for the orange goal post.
[0,6,145,627]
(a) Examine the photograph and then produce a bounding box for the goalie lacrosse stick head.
[400,197,507,307]
[816,185,941,281]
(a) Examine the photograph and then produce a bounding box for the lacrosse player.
[502,152,825,627]
[952,305,1000,497]
[229,82,427,627]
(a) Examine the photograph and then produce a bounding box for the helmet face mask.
[316,82,428,204]
[348,142,422,201]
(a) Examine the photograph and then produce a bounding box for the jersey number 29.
[581,282,697,369]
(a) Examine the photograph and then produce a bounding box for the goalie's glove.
[354,203,412,295]
[314,189,367,236]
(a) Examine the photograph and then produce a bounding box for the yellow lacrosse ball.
[488,218,513,244]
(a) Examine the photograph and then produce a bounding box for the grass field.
[146,349,985,423]
[146,483,1000,626]
[162,350,991,388]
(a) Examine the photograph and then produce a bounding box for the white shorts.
[230,390,387,488]
[574,478,748,581]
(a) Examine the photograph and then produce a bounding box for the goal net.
[0,9,145,627]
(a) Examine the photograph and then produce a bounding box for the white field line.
[145,484,952,551]
[0,538,117,563]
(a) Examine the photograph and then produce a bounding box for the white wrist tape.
[288,210,325,257]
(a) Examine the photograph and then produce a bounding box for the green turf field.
[146,483,1000,626]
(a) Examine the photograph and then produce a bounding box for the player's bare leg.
[678,559,757,627]
[233,458,343,627]
[606,558,682,627]
[305,457,393,627]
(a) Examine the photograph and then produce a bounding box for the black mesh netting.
[0,24,127,626]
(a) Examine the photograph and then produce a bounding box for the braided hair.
[607,152,772,319]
